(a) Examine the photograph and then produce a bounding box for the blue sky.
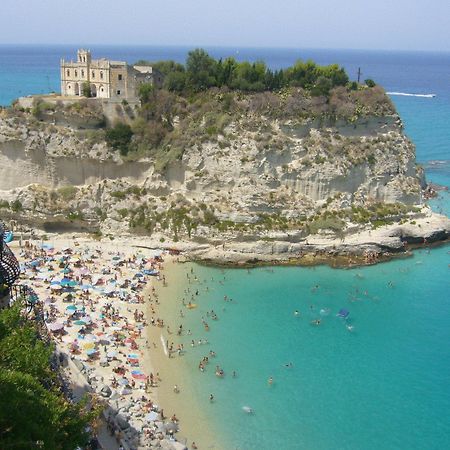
[2,0,450,51]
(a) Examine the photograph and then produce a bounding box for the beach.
[12,234,205,450]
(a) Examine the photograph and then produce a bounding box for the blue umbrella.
[66,305,77,311]
[73,320,87,326]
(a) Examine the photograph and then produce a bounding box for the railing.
[0,220,21,302]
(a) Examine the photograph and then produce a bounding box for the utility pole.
[357,67,362,84]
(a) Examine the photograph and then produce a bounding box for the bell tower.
[77,49,91,65]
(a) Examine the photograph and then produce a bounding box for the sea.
[1,45,449,449]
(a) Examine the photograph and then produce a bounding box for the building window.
[118,74,123,81]
[81,70,84,77]
[66,69,70,77]
[116,90,121,95]
[75,70,78,77]
[100,71,103,80]
[92,71,95,78]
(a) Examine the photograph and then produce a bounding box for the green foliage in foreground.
[0,302,98,449]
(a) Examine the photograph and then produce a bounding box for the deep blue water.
[1,46,449,449]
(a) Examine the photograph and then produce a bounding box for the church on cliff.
[60,49,163,102]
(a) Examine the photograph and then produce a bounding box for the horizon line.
[0,43,449,54]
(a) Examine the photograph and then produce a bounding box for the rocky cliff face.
[0,96,446,258]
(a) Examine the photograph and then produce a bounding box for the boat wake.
[387,92,436,98]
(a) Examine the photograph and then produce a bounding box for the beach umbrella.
[83,342,96,350]
[50,284,63,291]
[84,334,98,342]
[61,268,72,274]
[80,284,93,290]
[47,322,65,331]
[86,349,97,356]
[118,378,129,386]
[145,411,159,422]
[131,370,147,380]
[73,320,87,326]
[106,350,118,358]
[66,304,78,311]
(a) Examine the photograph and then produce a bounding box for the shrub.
[105,122,133,155]
[10,200,23,212]
[57,185,78,201]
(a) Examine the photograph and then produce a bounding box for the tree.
[82,81,91,98]
[164,71,187,92]
[138,83,155,103]
[365,79,376,88]
[311,76,333,97]
[185,49,217,91]
[105,122,134,155]
[0,302,99,449]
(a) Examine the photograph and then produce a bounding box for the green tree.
[82,82,91,98]
[138,83,155,103]
[164,71,187,92]
[365,78,376,88]
[186,49,217,91]
[0,302,99,450]
[105,122,134,155]
[311,76,333,97]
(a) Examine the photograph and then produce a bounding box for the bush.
[365,79,376,88]
[57,185,78,201]
[105,122,133,155]
[10,200,23,212]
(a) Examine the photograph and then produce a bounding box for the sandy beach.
[146,258,224,449]
[11,233,202,450]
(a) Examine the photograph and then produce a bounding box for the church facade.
[60,49,163,102]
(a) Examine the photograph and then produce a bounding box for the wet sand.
[146,257,223,449]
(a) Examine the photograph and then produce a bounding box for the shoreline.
[146,258,225,449]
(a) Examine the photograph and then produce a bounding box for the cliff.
[0,86,448,264]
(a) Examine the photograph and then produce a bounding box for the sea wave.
[387,92,436,98]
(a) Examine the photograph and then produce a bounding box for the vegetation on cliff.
[107,49,394,166]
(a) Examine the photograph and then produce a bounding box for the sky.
[2,0,450,52]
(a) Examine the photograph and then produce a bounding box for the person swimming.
[242,406,253,414]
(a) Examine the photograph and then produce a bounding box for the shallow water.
[172,247,450,449]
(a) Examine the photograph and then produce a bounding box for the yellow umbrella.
[83,342,95,350]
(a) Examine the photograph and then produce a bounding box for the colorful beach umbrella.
[73,320,87,326]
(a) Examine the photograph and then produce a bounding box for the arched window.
[75,70,78,77]
[100,71,103,80]
[92,71,95,79]
[66,69,70,77]
[81,70,84,77]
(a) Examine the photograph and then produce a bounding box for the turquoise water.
[178,250,450,449]
[1,46,449,449]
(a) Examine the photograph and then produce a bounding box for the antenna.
[357,67,362,84]
[46,75,51,93]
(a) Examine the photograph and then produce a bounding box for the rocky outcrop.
[0,100,448,265]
